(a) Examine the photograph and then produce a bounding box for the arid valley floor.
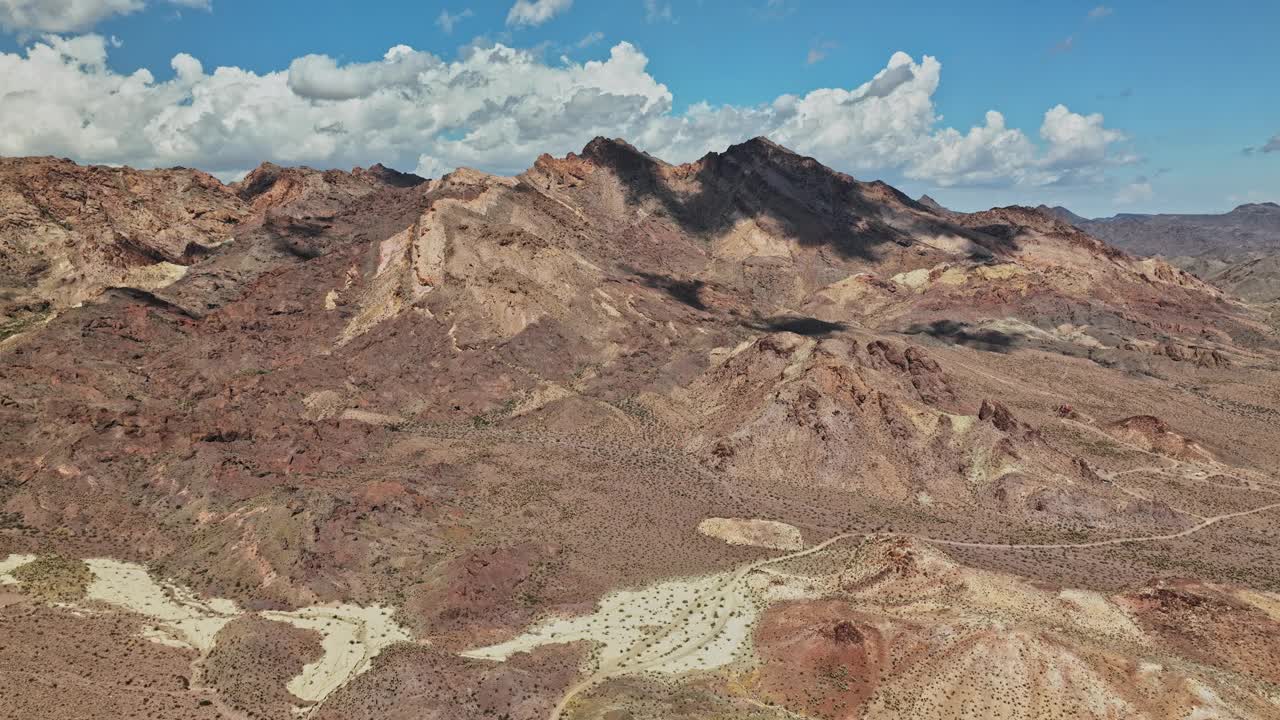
[2,138,1280,719]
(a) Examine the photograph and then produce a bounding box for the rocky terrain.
[1040,202,1280,310]
[1,138,1279,719]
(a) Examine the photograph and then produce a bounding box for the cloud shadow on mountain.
[745,314,848,337]
[582,138,913,262]
[904,319,1019,353]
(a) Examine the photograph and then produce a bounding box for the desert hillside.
[2,138,1280,720]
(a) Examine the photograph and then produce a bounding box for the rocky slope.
[1041,202,1280,307]
[2,139,1279,719]
[0,157,425,336]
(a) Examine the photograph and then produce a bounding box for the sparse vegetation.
[0,307,51,341]
[12,554,92,602]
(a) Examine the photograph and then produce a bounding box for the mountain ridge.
[1036,200,1280,305]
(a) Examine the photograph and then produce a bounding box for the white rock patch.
[462,571,763,675]
[262,604,411,703]
[697,517,803,551]
[0,554,410,707]
[0,554,36,584]
[85,558,239,650]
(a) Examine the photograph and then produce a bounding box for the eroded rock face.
[979,398,1019,432]
[1105,415,1213,461]
[0,156,248,324]
[0,156,431,333]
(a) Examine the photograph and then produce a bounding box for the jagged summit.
[1036,204,1088,225]
[578,136,667,169]
[721,135,798,157]
[352,162,427,188]
[917,194,948,212]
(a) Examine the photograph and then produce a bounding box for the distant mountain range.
[1037,202,1280,259]
[904,199,1279,307]
[1041,202,1280,306]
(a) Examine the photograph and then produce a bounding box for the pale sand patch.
[120,261,188,291]
[812,274,880,305]
[0,554,411,706]
[0,554,37,584]
[262,604,411,703]
[938,266,969,285]
[338,409,404,426]
[711,218,792,261]
[947,412,977,435]
[1235,589,1280,622]
[462,571,763,674]
[981,317,1108,350]
[697,518,803,551]
[891,266,934,290]
[301,390,345,421]
[976,263,1029,281]
[84,558,240,650]
[921,233,986,256]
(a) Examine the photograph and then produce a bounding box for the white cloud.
[1038,103,1134,179]
[0,35,1133,190]
[0,0,207,33]
[574,30,603,48]
[1115,177,1154,205]
[1087,5,1113,20]
[0,0,143,32]
[643,0,672,23]
[435,8,472,34]
[506,0,571,27]
[287,45,441,101]
[807,40,837,65]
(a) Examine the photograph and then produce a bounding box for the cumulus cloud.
[435,8,472,34]
[1115,177,1154,205]
[0,35,1133,189]
[807,40,837,66]
[506,0,571,27]
[0,0,143,32]
[1038,104,1133,180]
[0,0,206,33]
[287,45,441,100]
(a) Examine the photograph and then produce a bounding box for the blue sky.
[0,0,1275,216]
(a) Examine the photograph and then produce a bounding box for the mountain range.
[1035,201,1280,308]
[2,138,1279,720]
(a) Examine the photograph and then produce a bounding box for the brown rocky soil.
[204,615,324,719]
